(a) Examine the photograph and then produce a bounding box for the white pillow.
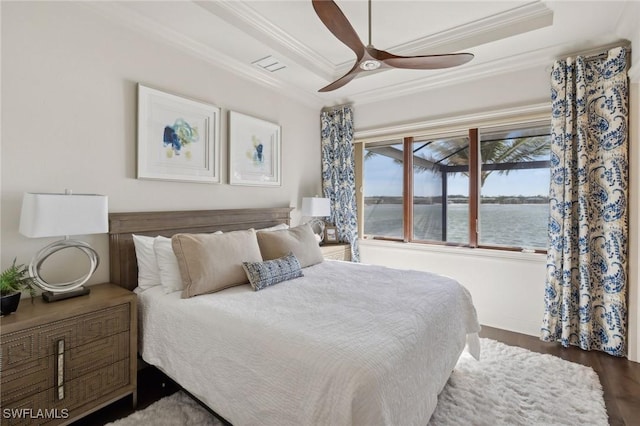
[132,234,161,291]
[153,236,183,294]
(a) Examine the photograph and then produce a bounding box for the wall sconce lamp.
[19,190,108,302]
[301,196,331,243]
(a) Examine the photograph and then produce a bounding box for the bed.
[108,207,480,426]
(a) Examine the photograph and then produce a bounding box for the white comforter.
[137,260,480,426]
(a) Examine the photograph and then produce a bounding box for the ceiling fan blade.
[312,1,475,91]
[318,62,363,92]
[380,52,474,70]
[312,0,365,57]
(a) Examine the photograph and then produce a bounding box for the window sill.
[359,237,546,263]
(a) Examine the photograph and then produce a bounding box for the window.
[412,136,469,244]
[478,126,551,249]
[361,123,551,252]
[363,142,404,239]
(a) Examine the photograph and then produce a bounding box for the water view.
[364,203,549,249]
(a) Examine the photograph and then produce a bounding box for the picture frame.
[229,111,281,186]
[324,226,338,243]
[137,84,220,183]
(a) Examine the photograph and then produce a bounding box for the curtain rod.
[585,52,609,61]
[584,49,630,62]
[560,42,631,62]
[321,103,353,112]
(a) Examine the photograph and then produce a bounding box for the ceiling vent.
[252,55,287,72]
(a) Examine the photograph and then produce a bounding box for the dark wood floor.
[479,326,640,426]
[74,325,640,425]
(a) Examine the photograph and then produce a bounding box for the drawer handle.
[57,339,65,400]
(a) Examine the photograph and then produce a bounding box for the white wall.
[354,66,550,131]
[0,2,321,284]
[361,241,547,334]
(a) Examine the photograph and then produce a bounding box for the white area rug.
[107,338,608,426]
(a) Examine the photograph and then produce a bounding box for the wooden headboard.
[108,207,293,291]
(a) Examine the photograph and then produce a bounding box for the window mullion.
[403,137,414,243]
[468,129,479,247]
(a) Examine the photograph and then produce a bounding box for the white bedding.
[137,260,480,426]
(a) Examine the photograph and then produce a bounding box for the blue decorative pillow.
[242,252,303,291]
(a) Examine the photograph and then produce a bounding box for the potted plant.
[1,258,37,315]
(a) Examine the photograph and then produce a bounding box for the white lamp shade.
[301,197,330,217]
[19,192,108,238]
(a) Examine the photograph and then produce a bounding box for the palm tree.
[366,135,550,187]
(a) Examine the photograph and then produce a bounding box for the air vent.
[252,55,286,72]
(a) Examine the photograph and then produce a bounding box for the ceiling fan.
[312,0,474,92]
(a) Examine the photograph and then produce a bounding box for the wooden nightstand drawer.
[2,332,130,405]
[1,304,130,371]
[0,284,137,425]
[320,243,351,261]
[2,358,130,426]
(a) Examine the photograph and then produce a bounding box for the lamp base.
[42,286,90,303]
[307,218,326,244]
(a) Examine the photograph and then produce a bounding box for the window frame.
[356,112,551,254]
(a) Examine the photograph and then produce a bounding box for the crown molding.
[391,2,553,56]
[197,0,553,87]
[349,46,554,106]
[81,2,325,109]
[349,38,633,106]
[195,1,336,82]
[333,1,553,73]
[76,2,622,108]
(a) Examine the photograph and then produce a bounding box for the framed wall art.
[137,84,220,183]
[229,111,281,186]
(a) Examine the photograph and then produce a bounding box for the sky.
[364,154,550,197]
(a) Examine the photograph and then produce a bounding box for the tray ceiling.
[86,1,633,107]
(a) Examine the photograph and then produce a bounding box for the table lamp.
[19,190,108,302]
[301,196,331,243]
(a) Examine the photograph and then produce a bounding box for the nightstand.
[320,243,352,261]
[0,283,137,425]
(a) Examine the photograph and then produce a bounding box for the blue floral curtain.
[541,47,629,357]
[321,106,360,262]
